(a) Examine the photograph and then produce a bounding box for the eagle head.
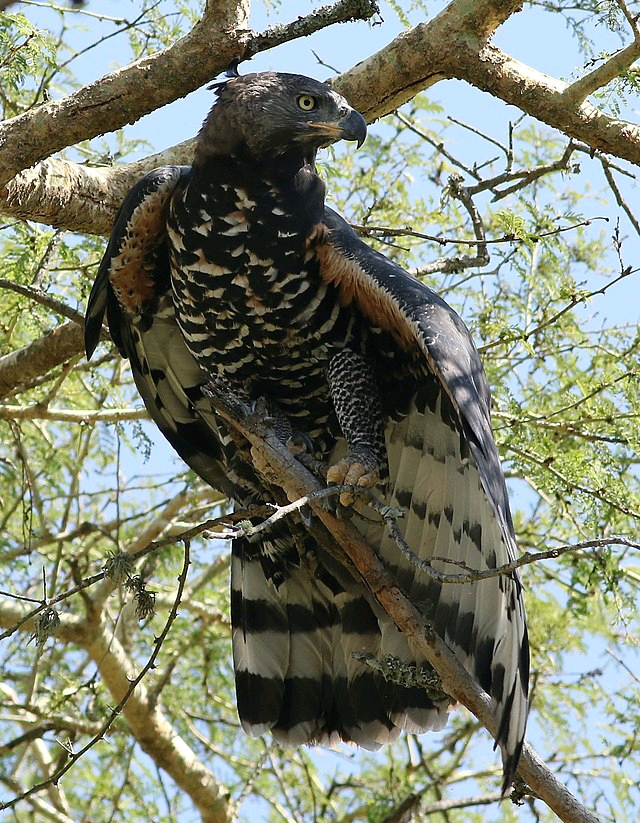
[196,72,367,164]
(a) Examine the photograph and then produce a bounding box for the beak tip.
[341,109,367,149]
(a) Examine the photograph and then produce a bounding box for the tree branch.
[454,42,640,162]
[562,41,640,104]
[332,0,523,120]
[0,0,252,190]
[0,322,85,400]
[0,0,380,192]
[0,404,148,423]
[245,0,380,58]
[0,546,233,823]
[4,0,640,238]
[203,380,601,823]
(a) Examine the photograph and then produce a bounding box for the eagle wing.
[85,166,233,497]
[317,206,529,788]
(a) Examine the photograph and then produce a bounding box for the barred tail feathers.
[231,528,447,748]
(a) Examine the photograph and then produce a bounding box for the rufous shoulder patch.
[109,180,175,315]
[315,234,419,353]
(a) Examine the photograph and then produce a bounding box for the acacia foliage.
[0,2,639,821]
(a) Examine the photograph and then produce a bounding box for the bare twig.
[600,158,640,237]
[0,506,263,642]
[423,173,489,274]
[391,529,640,585]
[471,142,579,201]
[0,542,192,815]
[352,217,605,248]
[421,791,505,814]
[393,110,483,182]
[19,1,128,22]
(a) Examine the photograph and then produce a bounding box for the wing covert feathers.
[85,166,187,358]
[84,165,232,496]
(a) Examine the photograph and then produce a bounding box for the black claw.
[286,431,315,456]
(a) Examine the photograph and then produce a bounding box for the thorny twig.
[0,509,255,641]
[353,217,607,248]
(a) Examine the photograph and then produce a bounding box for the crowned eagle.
[85,71,529,789]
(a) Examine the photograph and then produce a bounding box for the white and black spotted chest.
[166,154,365,433]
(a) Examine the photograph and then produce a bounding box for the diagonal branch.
[333,0,524,120]
[204,381,601,823]
[0,0,251,190]
[451,41,640,164]
[562,41,640,104]
[339,0,640,163]
[0,322,85,400]
[0,547,233,823]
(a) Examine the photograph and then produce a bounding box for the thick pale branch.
[342,0,640,163]
[4,0,640,237]
[0,0,380,192]
[0,0,251,190]
[0,144,196,235]
[81,577,232,823]
[332,0,525,119]
[0,322,84,400]
[452,43,640,163]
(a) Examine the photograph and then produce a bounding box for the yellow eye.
[297,95,317,111]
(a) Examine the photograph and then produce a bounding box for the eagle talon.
[327,454,381,506]
[286,432,329,489]
[286,431,315,457]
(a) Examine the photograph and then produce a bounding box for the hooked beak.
[306,108,368,149]
[338,108,367,148]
